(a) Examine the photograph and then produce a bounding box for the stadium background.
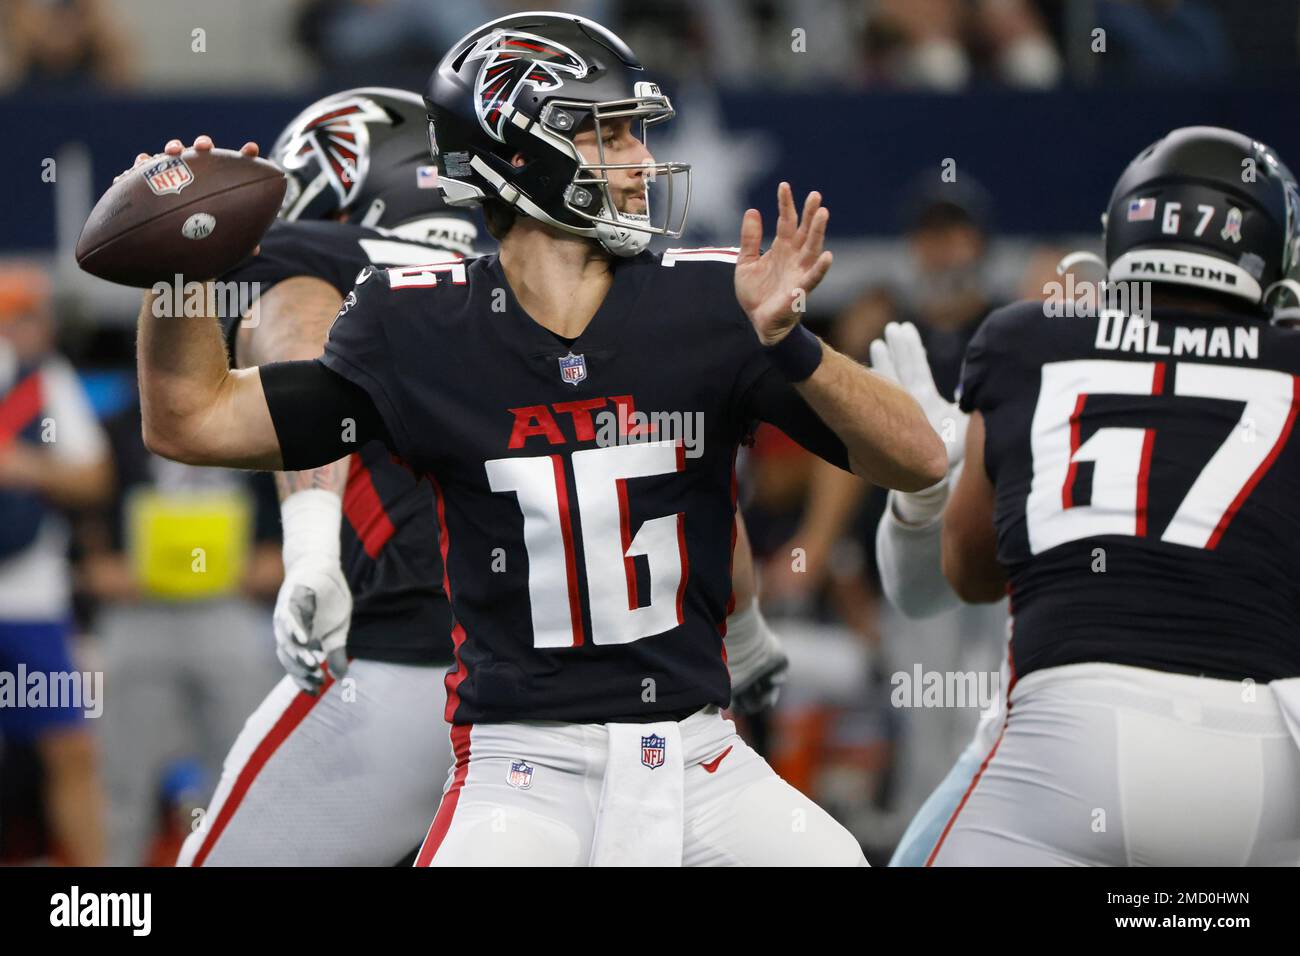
[1,0,1296,865]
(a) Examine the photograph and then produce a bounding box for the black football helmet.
[1101,126,1300,313]
[424,11,690,257]
[270,87,478,255]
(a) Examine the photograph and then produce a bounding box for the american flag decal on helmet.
[464,30,588,143]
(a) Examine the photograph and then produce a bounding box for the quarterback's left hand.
[725,602,790,716]
[736,182,833,346]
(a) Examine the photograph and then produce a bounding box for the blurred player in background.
[0,263,112,865]
[176,88,480,866]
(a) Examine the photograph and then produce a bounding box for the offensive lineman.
[134,12,944,865]
[885,126,1300,866]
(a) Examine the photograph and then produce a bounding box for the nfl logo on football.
[558,351,587,386]
[641,733,666,770]
[507,760,534,790]
[141,156,194,196]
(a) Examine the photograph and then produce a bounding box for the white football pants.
[928,662,1300,866]
[416,706,867,866]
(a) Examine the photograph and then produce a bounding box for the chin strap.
[594,212,651,257]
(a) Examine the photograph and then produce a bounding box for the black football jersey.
[319,248,847,724]
[221,219,479,665]
[959,299,1300,682]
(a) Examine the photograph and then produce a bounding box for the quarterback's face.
[572,117,654,215]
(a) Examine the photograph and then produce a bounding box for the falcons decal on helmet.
[280,97,394,206]
[464,30,588,143]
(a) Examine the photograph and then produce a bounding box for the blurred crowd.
[0,265,283,865]
[2,0,1297,95]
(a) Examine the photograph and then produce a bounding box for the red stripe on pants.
[926,646,1018,867]
[188,677,333,866]
[924,721,1008,867]
[415,724,472,866]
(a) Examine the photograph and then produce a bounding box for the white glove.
[870,321,969,525]
[724,600,788,715]
[273,489,352,694]
[869,321,968,467]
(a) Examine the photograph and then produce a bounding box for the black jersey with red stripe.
[958,299,1300,682]
[319,248,849,724]
[222,218,479,665]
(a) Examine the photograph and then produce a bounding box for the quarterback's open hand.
[735,182,833,346]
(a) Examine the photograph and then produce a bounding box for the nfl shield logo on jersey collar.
[641,733,666,770]
[558,351,587,386]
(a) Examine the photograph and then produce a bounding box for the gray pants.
[177,660,451,866]
[929,663,1300,866]
[97,599,277,866]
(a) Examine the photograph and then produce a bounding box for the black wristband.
[764,324,823,382]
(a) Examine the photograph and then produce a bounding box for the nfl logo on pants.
[641,734,666,770]
[507,760,534,789]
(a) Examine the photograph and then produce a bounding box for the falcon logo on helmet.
[268,87,480,256]
[464,30,589,143]
[278,97,394,213]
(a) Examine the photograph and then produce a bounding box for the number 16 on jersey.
[487,439,689,649]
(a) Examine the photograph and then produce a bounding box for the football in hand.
[76,148,286,288]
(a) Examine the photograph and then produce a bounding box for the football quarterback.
[136,12,944,866]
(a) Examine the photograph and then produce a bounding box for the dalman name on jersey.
[320,248,846,724]
[959,299,1300,682]
[221,218,479,666]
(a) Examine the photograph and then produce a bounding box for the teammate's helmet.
[424,11,690,257]
[270,87,476,253]
[1103,126,1300,311]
